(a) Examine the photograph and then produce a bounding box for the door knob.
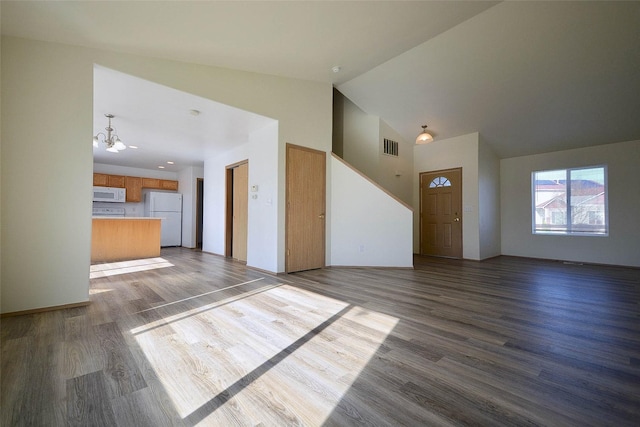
[454,217,460,222]
[319,214,325,219]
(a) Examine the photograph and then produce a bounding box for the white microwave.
[93,186,126,203]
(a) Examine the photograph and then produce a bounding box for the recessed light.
[167,161,174,165]
[158,166,165,169]
[332,66,341,73]
[189,109,200,116]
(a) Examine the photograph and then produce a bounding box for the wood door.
[286,144,326,272]
[420,168,463,258]
[232,162,248,262]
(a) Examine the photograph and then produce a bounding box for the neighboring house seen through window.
[532,166,608,235]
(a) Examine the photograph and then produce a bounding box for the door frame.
[419,167,463,258]
[196,178,204,249]
[225,160,249,258]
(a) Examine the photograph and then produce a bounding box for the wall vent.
[383,138,399,157]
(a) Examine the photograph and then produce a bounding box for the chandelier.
[93,114,127,153]
[415,124,434,144]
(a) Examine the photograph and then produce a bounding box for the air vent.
[383,138,399,157]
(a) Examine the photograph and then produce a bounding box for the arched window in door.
[429,176,451,188]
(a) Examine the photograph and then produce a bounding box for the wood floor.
[2,249,639,426]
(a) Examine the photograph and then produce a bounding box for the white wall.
[501,139,640,267]
[1,21,4,312]
[379,120,413,206]
[93,163,179,180]
[178,166,204,248]
[330,156,413,268]
[0,19,3,312]
[478,136,501,259]
[2,37,94,313]
[1,36,331,313]
[342,96,379,176]
[337,92,414,206]
[413,133,481,259]
[202,122,279,272]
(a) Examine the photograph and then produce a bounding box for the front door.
[286,144,326,272]
[420,168,463,258]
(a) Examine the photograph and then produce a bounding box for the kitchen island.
[91,217,162,262]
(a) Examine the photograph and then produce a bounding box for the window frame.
[531,165,609,237]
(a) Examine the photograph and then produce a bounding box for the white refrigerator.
[145,192,182,247]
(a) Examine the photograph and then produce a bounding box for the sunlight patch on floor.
[88,288,113,295]
[130,281,279,336]
[132,284,398,423]
[89,257,174,278]
[134,278,265,316]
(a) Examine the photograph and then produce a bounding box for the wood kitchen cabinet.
[160,180,179,191]
[108,175,126,188]
[94,173,178,192]
[94,173,125,188]
[93,173,109,186]
[141,177,179,191]
[141,178,160,188]
[92,218,161,262]
[125,176,142,202]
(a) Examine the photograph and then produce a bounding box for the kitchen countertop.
[92,217,162,220]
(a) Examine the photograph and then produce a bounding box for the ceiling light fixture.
[93,114,127,153]
[415,125,434,144]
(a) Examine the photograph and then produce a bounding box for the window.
[429,176,451,188]
[532,166,608,235]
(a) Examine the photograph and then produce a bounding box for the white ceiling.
[3,1,640,168]
[92,65,275,170]
[338,1,640,158]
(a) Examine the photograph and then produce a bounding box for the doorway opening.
[225,161,249,262]
[196,178,204,250]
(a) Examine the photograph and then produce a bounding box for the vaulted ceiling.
[3,1,639,168]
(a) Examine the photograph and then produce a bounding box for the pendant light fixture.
[93,114,127,153]
[415,125,433,144]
